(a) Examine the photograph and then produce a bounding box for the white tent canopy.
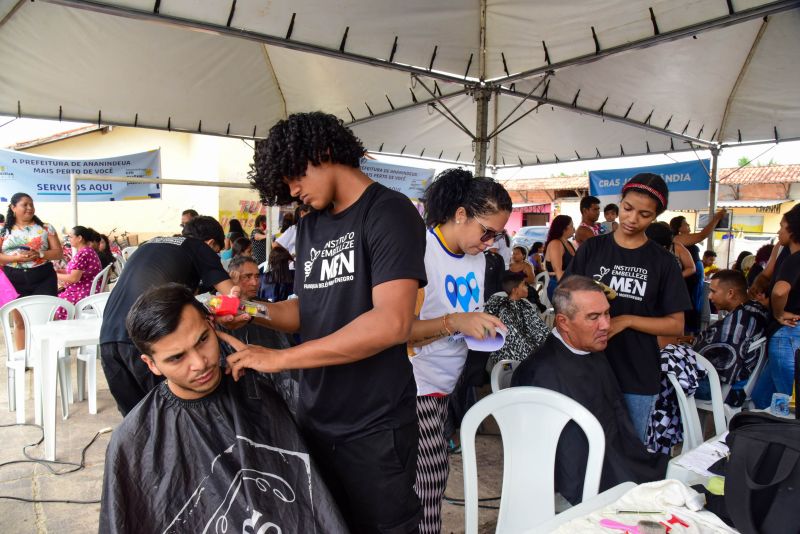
[1,0,798,173]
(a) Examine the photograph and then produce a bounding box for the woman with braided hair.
[407,167,510,534]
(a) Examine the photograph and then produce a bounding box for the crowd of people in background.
[3,111,797,534]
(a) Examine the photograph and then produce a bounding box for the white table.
[666,432,729,486]
[30,318,102,461]
[525,482,637,533]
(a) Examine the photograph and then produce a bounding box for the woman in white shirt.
[408,168,511,534]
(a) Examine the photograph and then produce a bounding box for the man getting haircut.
[512,276,667,504]
[99,283,345,533]
[234,111,427,533]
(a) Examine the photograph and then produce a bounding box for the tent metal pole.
[70,173,78,227]
[474,0,489,177]
[707,146,720,251]
[475,89,490,177]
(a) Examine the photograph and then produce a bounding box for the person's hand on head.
[449,312,506,340]
[217,331,285,380]
[229,271,241,285]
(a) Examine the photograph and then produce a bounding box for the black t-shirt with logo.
[775,249,800,315]
[294,182,427,440]
[566,233,691,395]
[100,236,229,345]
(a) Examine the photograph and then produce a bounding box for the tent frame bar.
[498,87,715,148]
[69,174,253,227]
[493,0,800,84]
[43,0,473,87]
[413,77,475,137]
[346,89,470,128]
[25,0,800,167]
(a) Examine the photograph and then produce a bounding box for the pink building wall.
[506,211,523,235]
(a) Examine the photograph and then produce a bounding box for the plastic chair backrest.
[0,299,20,360]
[121,246,138,262]
[743,336,768,398]
[694,354,727,435]
[76,292,111,319]
[89,264,112,296]
[490,359,520,393]
[535,271,550,307]
[461,387,605,533]
[666,373,703,450]
[13,296,76,357]
[113,252,124,269]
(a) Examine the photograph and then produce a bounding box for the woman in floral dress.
[0,192,63,348]
[56,226,102,319]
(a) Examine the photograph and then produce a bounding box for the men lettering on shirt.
[227,112,426,533]
[511,276,666,504]
[99,284,346,534]
[575,195,602,246]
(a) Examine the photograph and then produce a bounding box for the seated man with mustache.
[99,283,346,534]
[511,275,667,504]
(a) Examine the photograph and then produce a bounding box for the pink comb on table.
[600,518,640,533]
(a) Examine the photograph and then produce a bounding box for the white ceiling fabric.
[0,0,797,169]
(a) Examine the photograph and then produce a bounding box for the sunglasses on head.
[475,219,507,243]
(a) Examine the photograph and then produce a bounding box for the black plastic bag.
[725,411,800,534]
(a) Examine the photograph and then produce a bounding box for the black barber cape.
[99,373,348,534]
[511,334,667,504]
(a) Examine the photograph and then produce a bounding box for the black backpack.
[725,411,800,534]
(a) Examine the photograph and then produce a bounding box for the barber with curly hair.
[226,112,427,534]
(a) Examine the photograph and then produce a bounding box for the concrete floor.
[0,351,121,534]
[0,339,511,533]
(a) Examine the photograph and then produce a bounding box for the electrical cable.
[0,423,112,504]
[443,495,500,510]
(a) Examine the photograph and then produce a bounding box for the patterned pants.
[415,395,450,534]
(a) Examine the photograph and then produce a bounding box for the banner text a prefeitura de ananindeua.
[0,148,162,202]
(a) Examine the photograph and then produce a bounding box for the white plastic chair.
[112,252,124,271]
[73,292,110,414]
[666,353,726,451]
[695,336,768,423]
[490,359,520,393]
[1,296,76,423]
[534,271,555,327]
[461,387,605,533]
[89,264,112,296]
[121,246,138,262]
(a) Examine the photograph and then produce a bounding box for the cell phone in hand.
[17,246,31,251]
